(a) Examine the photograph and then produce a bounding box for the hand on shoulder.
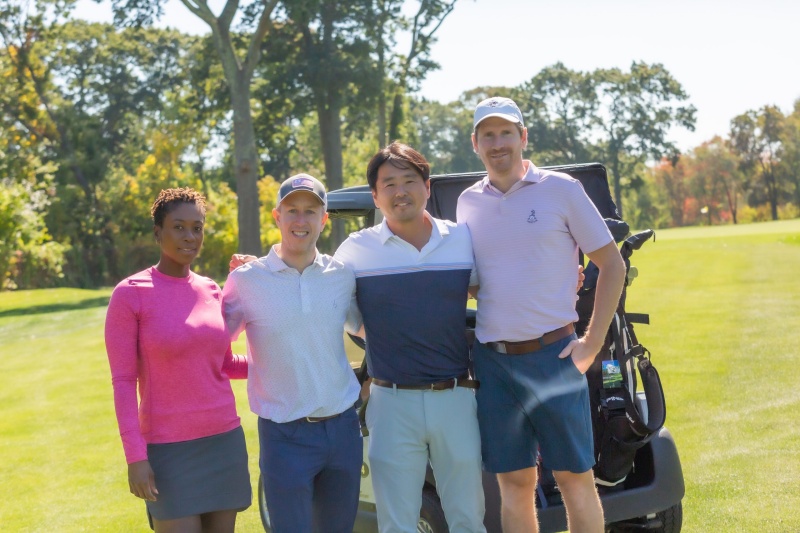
[229,254,258,272]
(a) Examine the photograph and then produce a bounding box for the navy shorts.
[473,334,594,474]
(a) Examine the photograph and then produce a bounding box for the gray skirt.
[145,425,251,523]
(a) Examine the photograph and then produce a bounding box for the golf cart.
[258,163,685,533]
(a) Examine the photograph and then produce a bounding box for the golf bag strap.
[611,313,666,439]
[626,313,650,325]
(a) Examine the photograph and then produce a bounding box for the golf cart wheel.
[258,473,273,532]
[418,488,448,533]
[606,501,682,533]
[656,501,683,532]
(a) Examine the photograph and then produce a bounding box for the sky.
[73,0,800,152]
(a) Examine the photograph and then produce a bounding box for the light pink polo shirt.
[457,161,612,343]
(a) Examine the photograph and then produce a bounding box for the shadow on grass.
[0,296,111,318]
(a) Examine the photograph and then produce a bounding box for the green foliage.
[620,172,667,231]
[373,0,458,143]
[409,96,478,174]
[509,62,697,215]
[3,2,799,291]
[195,181,241,280]
[258,176,281,252]
[729,106,789,220]
[782,101,800,206]
[737,204,775,224]
[0,175,67,290]
[410,85,515,175]
[1,10,256,288]
[518,62,597,165]
[649,137,750,227]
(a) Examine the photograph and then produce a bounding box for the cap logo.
[292,177,314,189]
[487,99,501,107]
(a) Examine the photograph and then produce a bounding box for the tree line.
[2,0,799,290]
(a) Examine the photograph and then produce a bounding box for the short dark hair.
[366,142,431,189]
[150,187,207,227]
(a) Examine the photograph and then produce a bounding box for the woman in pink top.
[105,188,250,532]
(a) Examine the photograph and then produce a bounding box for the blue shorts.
[473,334,594,474]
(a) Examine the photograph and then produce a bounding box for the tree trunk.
[763,164,779,221]
[388,89,404,142]
[230,73,262,255]
[378,89,387,149]
[317,97,346,247]
[376,35,387,149]
[723,183,738,224]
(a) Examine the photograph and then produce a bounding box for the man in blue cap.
[224,174,363,533]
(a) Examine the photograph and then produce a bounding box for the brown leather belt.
[372,373,480,391]
[485,324,575,355]
[299,412,343,423]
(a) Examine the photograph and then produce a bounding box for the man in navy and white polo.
[334,142,486,533]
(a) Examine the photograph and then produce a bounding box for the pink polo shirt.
[457,161,612,343]
[105,267,247,464]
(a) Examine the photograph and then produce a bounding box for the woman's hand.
[128,460,158,501]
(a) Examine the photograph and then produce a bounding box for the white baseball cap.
[473,97,524,130]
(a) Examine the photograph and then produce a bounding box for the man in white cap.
[222,174,363,533]
[457,98,626,533]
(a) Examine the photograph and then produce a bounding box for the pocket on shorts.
[343,407,363,437]
[365,385,378,430]
[564,354,586,377]
[267,419,301,441]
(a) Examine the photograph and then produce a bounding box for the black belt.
[485,324,575,355]
[371,373,479,391]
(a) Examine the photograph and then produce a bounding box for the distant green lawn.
[1,218,798,532]
[624,219,800,532]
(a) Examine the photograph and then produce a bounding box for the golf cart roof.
[326,163,620,223]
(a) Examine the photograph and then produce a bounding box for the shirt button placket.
[300,276,311,314]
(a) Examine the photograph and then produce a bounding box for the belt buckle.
[305,416,322,423]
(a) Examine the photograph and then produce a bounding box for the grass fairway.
[0,289,265,532]
[625,219,800,532]
[1,218,798,532]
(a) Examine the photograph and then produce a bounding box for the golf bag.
[579,229,666,489]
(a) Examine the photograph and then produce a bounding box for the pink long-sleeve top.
[105,267,247,464]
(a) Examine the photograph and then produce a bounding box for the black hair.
[366,142,431,189]
[150,187,207,227]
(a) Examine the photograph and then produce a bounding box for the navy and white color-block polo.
[334,212,477,386]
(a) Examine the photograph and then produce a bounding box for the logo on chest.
[527,209,538,223]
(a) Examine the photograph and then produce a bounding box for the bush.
[8,240,70,289]
[195,181,240,281]
[0,178,67,290]
[737,204,772,224]
[778,203,800,220]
